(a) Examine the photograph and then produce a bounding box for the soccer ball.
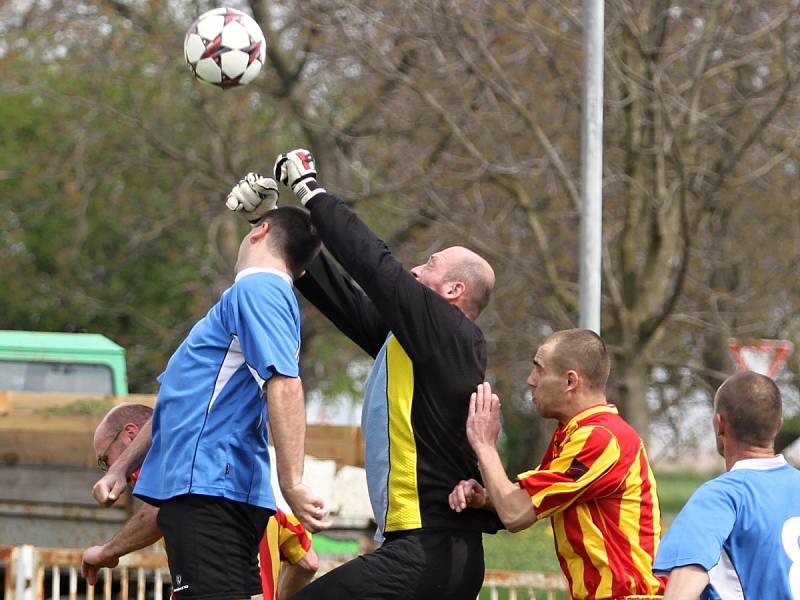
[184,7,266,89]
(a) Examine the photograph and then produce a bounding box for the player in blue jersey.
[654,370,800,600]
[91,191,329,599]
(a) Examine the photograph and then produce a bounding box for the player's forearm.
[111,419,152,478]
[278,553,319,599]
[662,565,709,600]
[268,376,306,491]
[305,194,394,287]
[475,446,536,532]
[102,503,162,560]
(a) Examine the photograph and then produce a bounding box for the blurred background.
[1,0,799,595]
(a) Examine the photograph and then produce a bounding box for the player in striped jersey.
[450,329,666,600]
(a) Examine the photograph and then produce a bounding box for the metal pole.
[579,0,605,334]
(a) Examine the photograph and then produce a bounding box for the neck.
[724,441,776,471]
[558,393,607,425]
[453,299,475,321]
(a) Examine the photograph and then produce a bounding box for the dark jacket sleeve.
[304,193,472,363]
[296,249,389,359]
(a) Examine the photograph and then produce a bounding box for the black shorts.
[155,494,273,600]
[291,528,485,600]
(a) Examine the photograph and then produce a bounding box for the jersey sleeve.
[304,193,472,363]
[653,478,737,574]
[516,425,621,520]
[275,510,313,564]
[232,275,301,381]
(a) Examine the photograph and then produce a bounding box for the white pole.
[579,0,604,334]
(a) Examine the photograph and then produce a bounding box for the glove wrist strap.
[293,180,326,206]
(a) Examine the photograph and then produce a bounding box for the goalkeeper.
[227,150,503,599]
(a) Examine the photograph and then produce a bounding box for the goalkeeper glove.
[274,149,326,206]
[225,173,279,223]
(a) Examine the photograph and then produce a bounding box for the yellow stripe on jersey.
[523,426,621,519]
[384,336,422,531]
[553,512,587,599]
[620,448,647,578]
[577,503,613,598]
[263,517,281,600]
[621,446,663,591]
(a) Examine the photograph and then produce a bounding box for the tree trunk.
[611,353,651,442]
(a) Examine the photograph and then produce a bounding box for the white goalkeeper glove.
[226,173,279,223]
[274,149,326,206]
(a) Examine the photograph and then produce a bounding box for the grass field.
[477,469,716,598]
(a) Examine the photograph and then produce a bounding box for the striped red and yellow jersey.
[258,509,313,600]
[517,404,666,600]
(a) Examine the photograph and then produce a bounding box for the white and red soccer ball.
[184,7,266,89]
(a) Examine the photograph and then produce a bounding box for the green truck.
[0,329,128,396]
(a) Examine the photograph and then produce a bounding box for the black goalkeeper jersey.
[296,192,502,535]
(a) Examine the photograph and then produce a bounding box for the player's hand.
[226,173,279,223]
[448,479,488,512]
[282,482,332,533]
[466,382,502,452]
[274,149,326,206]
[92,467,128,507]
[81,545,119,585]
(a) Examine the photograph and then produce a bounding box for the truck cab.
[0,330,128,396]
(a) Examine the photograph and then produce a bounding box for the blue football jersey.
[134,268,301,510]
[654,455,800,599]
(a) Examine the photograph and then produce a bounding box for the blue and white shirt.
[654,455,800,599]
[134,268,301,510]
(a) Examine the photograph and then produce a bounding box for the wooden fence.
[0,391,364,468]
[1,546,567,599]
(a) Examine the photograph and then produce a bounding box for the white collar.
[235,267,292,286]
[730,454,787,471]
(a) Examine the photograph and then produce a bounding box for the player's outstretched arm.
[92,419,152,506]
[662,565,709,600]
[81,503,161,585]
[267,375,331,533]
[274,149,466,364]
[468,383,536,532]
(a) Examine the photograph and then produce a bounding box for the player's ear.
[713,412,725,436]
[249,221,270,243]
[446,281,465,299]
[565,370,579,392]
[123,422,138,441]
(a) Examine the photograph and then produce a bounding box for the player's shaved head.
[442,246,495,318]
[715,371,782,447]
[542,329,610,392]
[94,403,153,448]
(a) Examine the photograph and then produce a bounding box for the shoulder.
[564,423,620,457]
[234,272,296,304]
[235,270,292,292]
[587,409,644,450]
[685,473,742,509]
